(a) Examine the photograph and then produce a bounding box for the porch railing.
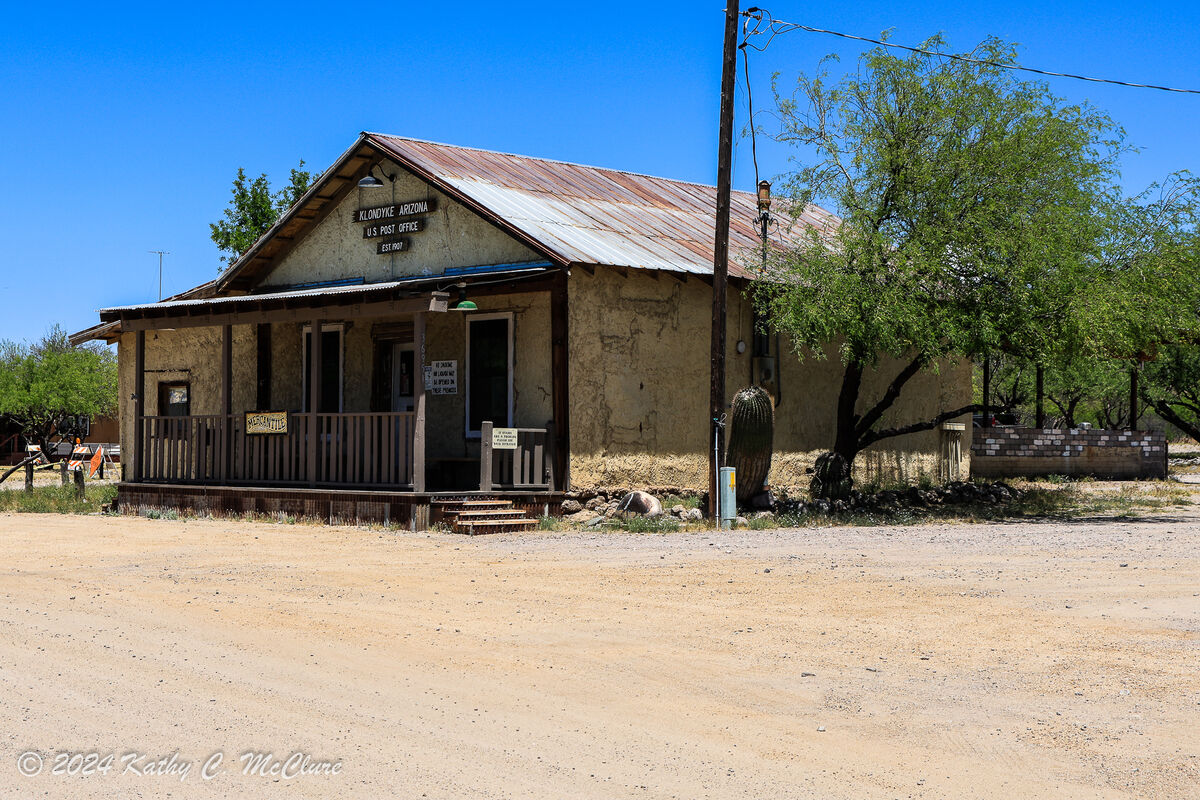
[479,421,555,491]
[138,412,415,489]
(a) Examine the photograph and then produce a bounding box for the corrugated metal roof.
[99,280,412,315]
[367,134,840,280]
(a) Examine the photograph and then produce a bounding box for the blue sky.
[1,1,1197,342]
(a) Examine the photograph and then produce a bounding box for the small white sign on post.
[427,360,458,395]
[491,427,518,450]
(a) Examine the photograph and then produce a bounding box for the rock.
[561,499,582,514]
[618,490,663,516]
[685,508,704,522]
[565,509,594,524]
[748,490,775,510]
[585,497,605,511]
[670,504,686,516]
[735,516,749,528]
[816,726,826,732]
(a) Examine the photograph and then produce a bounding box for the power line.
[740,8,1200,95]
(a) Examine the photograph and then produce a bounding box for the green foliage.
[753,34,1194,477]
[0,326,117,455]
[620,516,681,533]
[210,160,312,269]
[0,483,117,514]
[1143,343,1200,442]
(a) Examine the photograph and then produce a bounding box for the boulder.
[561,499,583,514]
[685,508,704,522]
[618,491,662,517]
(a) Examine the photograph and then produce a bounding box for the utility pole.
[149,250,169,301]
[709,0,740,518]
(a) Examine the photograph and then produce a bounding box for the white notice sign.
[491,427,518,450]
[427,360,458,395]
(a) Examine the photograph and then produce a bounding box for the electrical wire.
[740,7,1200,95]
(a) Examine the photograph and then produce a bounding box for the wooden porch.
[117,482,563,531]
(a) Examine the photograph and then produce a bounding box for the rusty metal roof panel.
[369,134,839,278]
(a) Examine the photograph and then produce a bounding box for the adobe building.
[73,133,971,528]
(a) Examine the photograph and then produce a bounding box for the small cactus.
[811,451,852,500]
[726,386,774,504]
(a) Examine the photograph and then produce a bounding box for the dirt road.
[1,508,1198,798]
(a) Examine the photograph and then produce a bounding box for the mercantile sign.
[246,411,288,435]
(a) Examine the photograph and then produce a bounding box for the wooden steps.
[432,498,539,534]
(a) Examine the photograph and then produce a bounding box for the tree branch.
[859,404,980,449]
[1147,398,1200,444]
[855,355,926,438]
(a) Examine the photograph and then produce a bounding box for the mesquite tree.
[753,36,1124,491]
[210,160,312,269]
[0,326,117,458]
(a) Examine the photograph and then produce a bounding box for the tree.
[210,160,312,269]
[0,326,118,458]
[752,36,1123,493]
[1143,344,1200,442]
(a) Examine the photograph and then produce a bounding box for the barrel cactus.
[726,386,774,504]
[810,451,852,500]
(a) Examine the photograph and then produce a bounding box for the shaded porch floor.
[117,482,563,531]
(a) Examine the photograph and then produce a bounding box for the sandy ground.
[1,506,1199,799]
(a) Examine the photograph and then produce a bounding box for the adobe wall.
[260,157,543,288]
[566,267,972,491]
[971,427,1167,480]
[116,326,256,480]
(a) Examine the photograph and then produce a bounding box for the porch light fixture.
[756,180,772,214]
[357,165,395,188]
[450,282,477,311]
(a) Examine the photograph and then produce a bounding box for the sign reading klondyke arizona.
[352,198,437,255]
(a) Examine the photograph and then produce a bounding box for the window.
[302,326,344,413]
[158,382,190,417]
[466,314,513,436]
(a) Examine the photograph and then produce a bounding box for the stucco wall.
[117,326,255,480]
[566,268,972,490]
[262,158,543,288]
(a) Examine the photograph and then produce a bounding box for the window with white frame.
[465,313,513,437]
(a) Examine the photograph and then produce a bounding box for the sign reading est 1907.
[353,198,437,256]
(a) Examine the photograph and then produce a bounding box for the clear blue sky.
[1,1,1197,342]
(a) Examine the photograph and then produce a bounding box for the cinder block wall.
[971,427,1167,480]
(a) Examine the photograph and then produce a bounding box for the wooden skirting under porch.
[117,483,563,531]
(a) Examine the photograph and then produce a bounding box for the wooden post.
[255,322,271,410]
[981,356,991,428]
[709,0,739,517]
[308,318,322,486]
[221,324,233,481]
[60,458,69,486]
[24,463,33,492]
[550,271,570,491]
[73,466,85,499]
[413,312,426,492]
[479,421,494,491]
[133,330,145,483]
[1035,365,1045,428]
[1128,361,1139,431]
